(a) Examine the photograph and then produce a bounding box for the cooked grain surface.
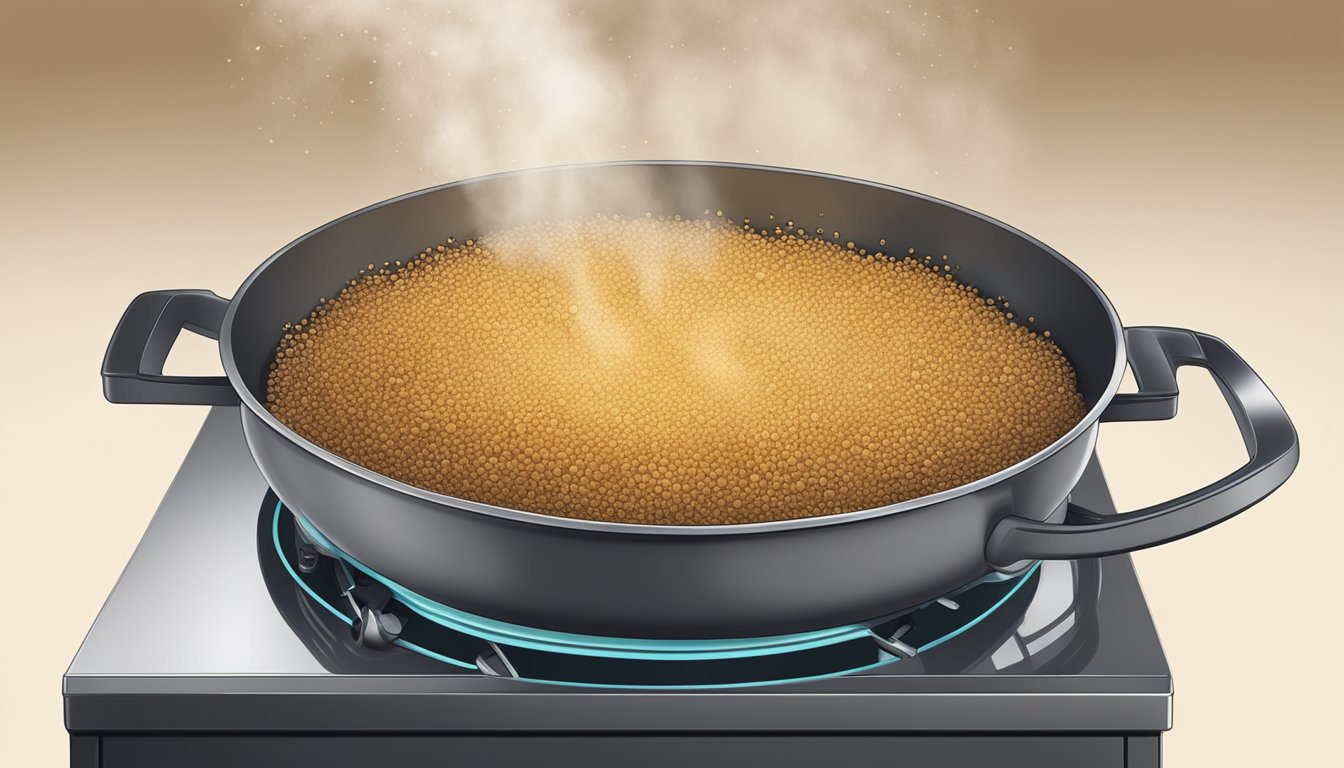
[267,216,1086,525]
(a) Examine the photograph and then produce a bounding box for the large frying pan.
[101,162,1298,639]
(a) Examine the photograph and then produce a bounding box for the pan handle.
[985,326,1298,568]
[102,290,240,406]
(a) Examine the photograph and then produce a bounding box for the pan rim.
[220,160,1127,536]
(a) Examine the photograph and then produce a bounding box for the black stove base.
[72,733,1160,768]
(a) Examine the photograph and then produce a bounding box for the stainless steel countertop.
[65,407,1170,733]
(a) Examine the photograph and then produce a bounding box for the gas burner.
[261,492,1042,688]
[69,412,1170,766]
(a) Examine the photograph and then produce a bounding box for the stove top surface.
[65,408,1170,734]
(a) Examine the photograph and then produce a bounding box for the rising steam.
[243,0,1023,186]
[241,0,1024,360]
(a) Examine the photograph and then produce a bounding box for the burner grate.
[267,495,1039,688]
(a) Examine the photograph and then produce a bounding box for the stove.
[65,408,1171,767]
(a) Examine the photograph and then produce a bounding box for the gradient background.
[1,1,1340,765]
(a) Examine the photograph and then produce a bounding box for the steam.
[244,1,1023,187]
[242,1,1024,363]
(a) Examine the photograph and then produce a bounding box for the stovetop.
[65,407,1170,735]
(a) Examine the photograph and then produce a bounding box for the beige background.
[1,1,1341,765]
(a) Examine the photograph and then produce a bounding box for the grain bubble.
[267,216,1085,525]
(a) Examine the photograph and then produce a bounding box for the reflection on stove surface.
[918,558,1101,675]
[259,492,1101,687]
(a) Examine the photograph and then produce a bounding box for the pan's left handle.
[102,290,240,406]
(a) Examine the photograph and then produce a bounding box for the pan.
[102,162,1298,639]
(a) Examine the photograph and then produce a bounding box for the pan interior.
[230,165,1118,405]
[226,164,1121,501]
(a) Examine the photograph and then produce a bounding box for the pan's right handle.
[102,290,240,406]
[986,327,1298,568]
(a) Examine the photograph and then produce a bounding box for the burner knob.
[296,542,321,574]
[352,606,403,650]
[475,642,518,679]
[870,621,918,659]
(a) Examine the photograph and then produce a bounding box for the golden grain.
[267,216,1085,525]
